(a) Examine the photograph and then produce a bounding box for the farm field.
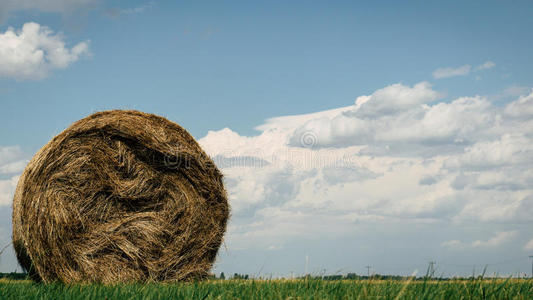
[0,278,532,299]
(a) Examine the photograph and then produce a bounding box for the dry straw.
[12,110,229,283]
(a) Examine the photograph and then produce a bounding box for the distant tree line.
[5,271,520,282]
[211,272,516,281]
[0,272,29,280]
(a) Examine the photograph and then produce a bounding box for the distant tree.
[345,273,358,280]
[220,272,225,280]
[323,275,343,281]
[233,273,250,280]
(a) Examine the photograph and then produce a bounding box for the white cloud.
[432,61,496,79]
[432,65,471,79]
[504,91,533,118]
[524,238,533,251]
[0,22,90,80]
[287,83,494,149]
[445,133,533,170]
[0,146,27,175]
[472,231,517,247]
[199,83,533,249]
[0,146,27,206]
[475,61,496,71]
[443,231,518,249]
[375,96,494,144]
[0,160,27,174]
[353,81,441,118]
[0,146,23,166]
[0,175,19,206]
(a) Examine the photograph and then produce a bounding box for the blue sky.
[2,0,533,148]
[1,1,533,277]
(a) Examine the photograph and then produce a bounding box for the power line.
[305,255,309,276]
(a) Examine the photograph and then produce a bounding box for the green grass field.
[0,278,532,299]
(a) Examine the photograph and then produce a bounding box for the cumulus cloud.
[288,83,493,149]
[445,133,533,170]
[0,22,90,80]
[375,96,494,144]
[433,65,471,79]
[504,91,533,118]
[353,81,441,118]
[199,82,533,249]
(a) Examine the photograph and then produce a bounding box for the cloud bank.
[198,83,533,250]
[1,82,530,255]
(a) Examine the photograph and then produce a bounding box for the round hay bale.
[12,110,229,283]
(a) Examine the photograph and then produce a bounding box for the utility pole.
[529,255,533,278]
[305,255,309,276]
[366,266,371,277]
[428,261,436,277]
